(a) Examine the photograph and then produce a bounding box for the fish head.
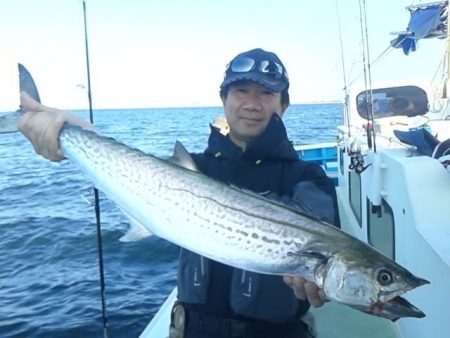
[321,252,429,321]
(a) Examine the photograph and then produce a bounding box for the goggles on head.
[226,56,286,80]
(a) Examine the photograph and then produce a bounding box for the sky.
[0,0,446,110]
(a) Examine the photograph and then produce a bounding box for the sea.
[0,103,341,338]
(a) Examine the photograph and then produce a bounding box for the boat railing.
[295,142,338,185]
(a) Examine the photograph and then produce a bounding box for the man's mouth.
[240,117,261,123]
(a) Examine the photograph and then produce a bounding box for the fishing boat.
[139,2,450,338]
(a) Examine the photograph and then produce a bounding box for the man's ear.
[279,104,289,117]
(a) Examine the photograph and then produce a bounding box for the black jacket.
[177,114,340,323]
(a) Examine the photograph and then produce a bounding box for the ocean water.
[0,103,341,338]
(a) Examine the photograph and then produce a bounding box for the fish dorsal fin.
[169,140,199,172]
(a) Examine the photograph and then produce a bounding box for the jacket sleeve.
[292,164,341,228]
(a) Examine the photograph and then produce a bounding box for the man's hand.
[283,275,327,307]
[18,91,93,161]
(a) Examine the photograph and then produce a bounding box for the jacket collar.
[205,113,298,161]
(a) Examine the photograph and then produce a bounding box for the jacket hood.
[204,113,298,161]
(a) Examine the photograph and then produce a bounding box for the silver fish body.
[58,125,429,321]
[0,111,23,133]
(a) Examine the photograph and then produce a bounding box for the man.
[19,48,340,338]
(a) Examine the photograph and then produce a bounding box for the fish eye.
[377,269,394,285]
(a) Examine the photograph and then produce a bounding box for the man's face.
[222,81,285,149]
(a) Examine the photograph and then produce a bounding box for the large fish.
[0,64,429,321]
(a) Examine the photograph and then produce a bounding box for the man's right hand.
[18,91,93,162]
[283,275,328,308]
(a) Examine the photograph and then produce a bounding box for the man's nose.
[242,93,263,110]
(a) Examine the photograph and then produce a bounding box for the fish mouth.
[371,277,429,321]
[368,296,426,321]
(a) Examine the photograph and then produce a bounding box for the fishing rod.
[361,0,377,152]
[335,0,351,137]
[81,1,109,337]
[358,0,376,151]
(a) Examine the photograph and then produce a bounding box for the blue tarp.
[394,128,450,159]
[391,2,447,55]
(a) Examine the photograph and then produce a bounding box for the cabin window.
[339,147,344,176]
[349,171,362,227]
[367,198,395,260]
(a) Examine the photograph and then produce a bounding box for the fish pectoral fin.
[168,141,199,172]
[289,250,329,281]
[290,249,329,265]
[119,211,153,242]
